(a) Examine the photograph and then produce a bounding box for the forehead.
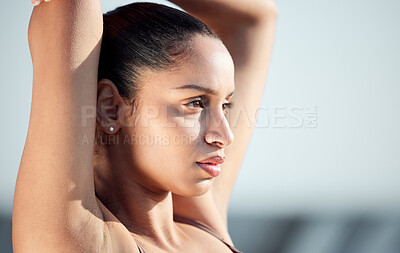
[141,35,235,99]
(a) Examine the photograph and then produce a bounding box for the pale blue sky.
[1,0,399,216]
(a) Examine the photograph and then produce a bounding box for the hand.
[32,0,51,7]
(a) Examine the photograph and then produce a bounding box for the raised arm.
[170,0,278,236]
[13,1,106,252]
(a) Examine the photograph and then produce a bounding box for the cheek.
[167,115,202,147]
[128,107,202,168]
[164,105,203,145]
[125,108,210,194]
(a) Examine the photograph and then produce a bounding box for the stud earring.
[109,126,115,132]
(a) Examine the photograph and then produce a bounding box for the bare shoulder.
[96,198,140,253]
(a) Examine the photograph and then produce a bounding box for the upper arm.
[170,0,278,236]
[13,1,107,251]
[212,5,278,217]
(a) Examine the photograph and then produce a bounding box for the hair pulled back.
[98,2,218,103]
[95,3,218,151]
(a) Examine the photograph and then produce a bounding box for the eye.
[185,98,206,109]
[222,102,232,111]
[184,98,232,113]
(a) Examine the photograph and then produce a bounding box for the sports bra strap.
[133,215,243,253]
[134,239,146,253]
[173,214,243,253]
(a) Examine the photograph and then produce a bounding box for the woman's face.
[116,35,235,196]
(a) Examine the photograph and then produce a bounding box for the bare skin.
[13,0,277,252]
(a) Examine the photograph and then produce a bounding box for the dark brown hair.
[98,2,218,103]
[96,2,219,150]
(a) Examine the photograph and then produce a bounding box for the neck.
[93,147,181,249]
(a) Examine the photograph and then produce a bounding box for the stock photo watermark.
[82,104,317,128]
[81,104,318,145]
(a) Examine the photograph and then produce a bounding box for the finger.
[32,0,43,7]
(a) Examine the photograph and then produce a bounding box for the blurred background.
[1,0,399,252]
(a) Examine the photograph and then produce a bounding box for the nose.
[204,108,234,149]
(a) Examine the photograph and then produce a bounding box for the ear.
[97,78,125,134]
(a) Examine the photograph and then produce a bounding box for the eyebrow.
[172,84,235,98]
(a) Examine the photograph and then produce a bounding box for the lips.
[196,155,225,177]
[197,156,225,165]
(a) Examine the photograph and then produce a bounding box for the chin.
[173,178,213,197]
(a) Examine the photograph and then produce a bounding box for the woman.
[13,0,277,252]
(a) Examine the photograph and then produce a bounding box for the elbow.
[234,2,278,28]
[252,1,278,25]
[27,8,39,47]
[27,8,43,59]
[27,1,103,45]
